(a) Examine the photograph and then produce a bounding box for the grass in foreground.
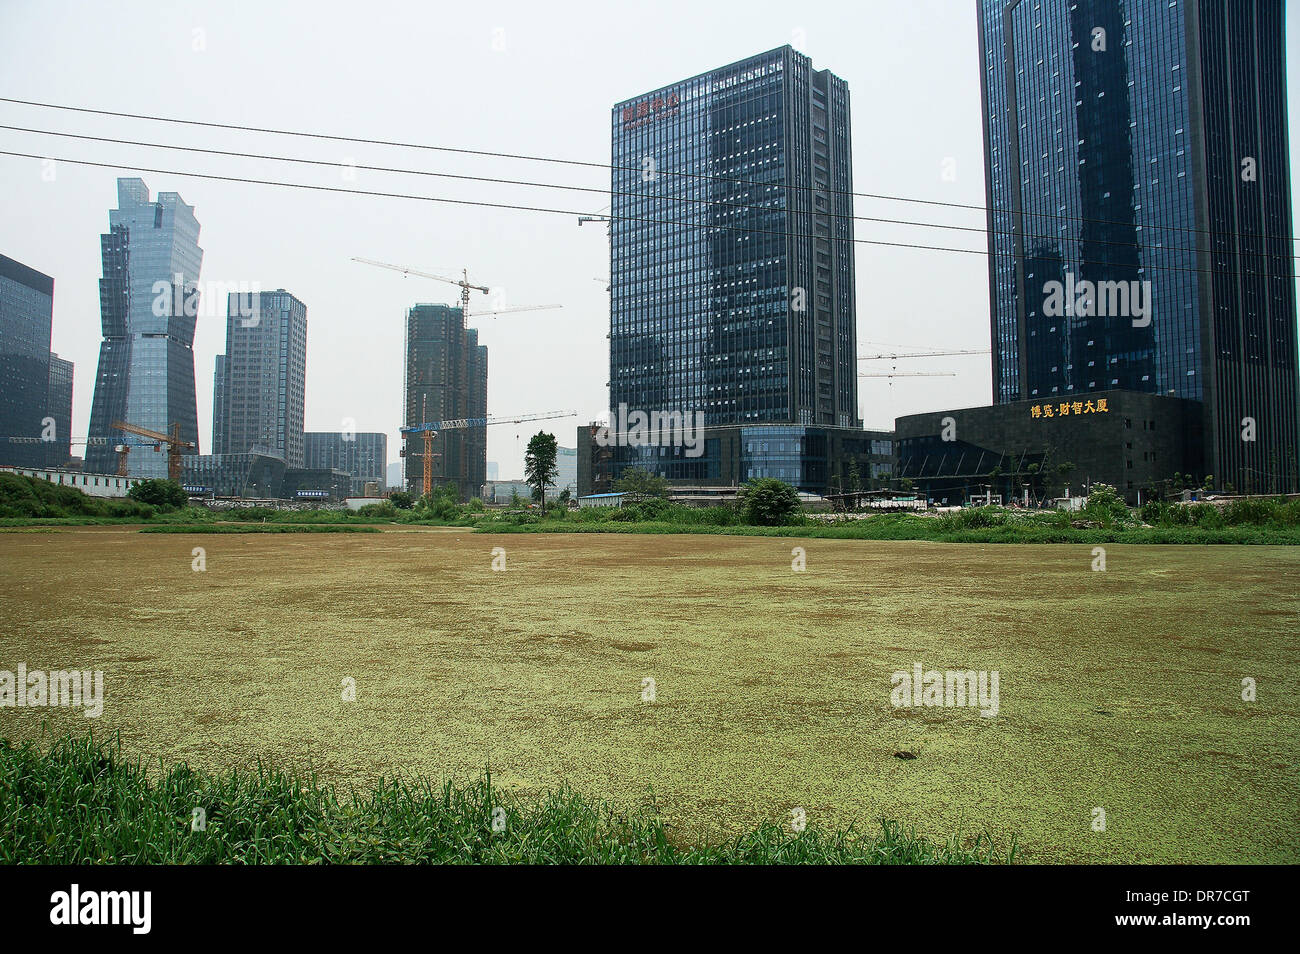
[0,735,1013,865]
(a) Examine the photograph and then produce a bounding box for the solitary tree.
[846,458,861,494]
[524,432,559,508]
[1056,461,1076,495]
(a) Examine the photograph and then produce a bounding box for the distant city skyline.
[2,1,1298,481]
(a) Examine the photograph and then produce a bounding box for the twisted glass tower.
[86,179,203,477]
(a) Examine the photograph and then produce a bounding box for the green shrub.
[939,506,1009,531]
[737,478,801,526]
[1223,497,1279,526]
[127,478,189,512]
[426,497,460,520]
[700,503,742,526]
[221,506,265,521]
[1144,496,1175,527]
[1082,483,1131,527]
[1188,503,1224,528]
[0,473,160,519]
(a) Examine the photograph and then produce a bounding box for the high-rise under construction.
[403,303,487,500]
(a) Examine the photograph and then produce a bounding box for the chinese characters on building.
[1030,399,1109,420]
[622,92,681,130]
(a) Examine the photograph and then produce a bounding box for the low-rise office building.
[895,390,1204,505]
[282,467,353,501]
[181,448,287,499]
[304,431,387,496]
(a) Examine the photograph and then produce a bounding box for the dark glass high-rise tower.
[610,46,860,464]
[0,254,55,469]
[86,179,203,477]
[979,0,1299,493]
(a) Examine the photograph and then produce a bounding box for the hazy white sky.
[1,0,1297,480]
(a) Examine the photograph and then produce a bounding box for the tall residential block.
[0,254,56,469]
[978,0,1299,493]
[86,178,203,477]
[403,304,487,500]
[211,290,307,467]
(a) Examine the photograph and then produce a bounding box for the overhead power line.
[859,349,991,360]
[2,95,1297,248]
[0,147,980,258]
[2,148,1291,284]
[4,122,1294,267]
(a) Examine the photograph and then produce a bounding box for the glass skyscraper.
[979,0,1299,493]
[212,289,308,467]
[0,254,56,469]
[608,46,861,487]
[86,178,203,477]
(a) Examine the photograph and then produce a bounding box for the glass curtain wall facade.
[979,0,1299,492]
[304,431,387,491]
[609,46,859,482]
[212,290,307,467]
[46,354,73,468]
[181,450,286,499]
[0,255,55,468]
[86,178,203,477]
